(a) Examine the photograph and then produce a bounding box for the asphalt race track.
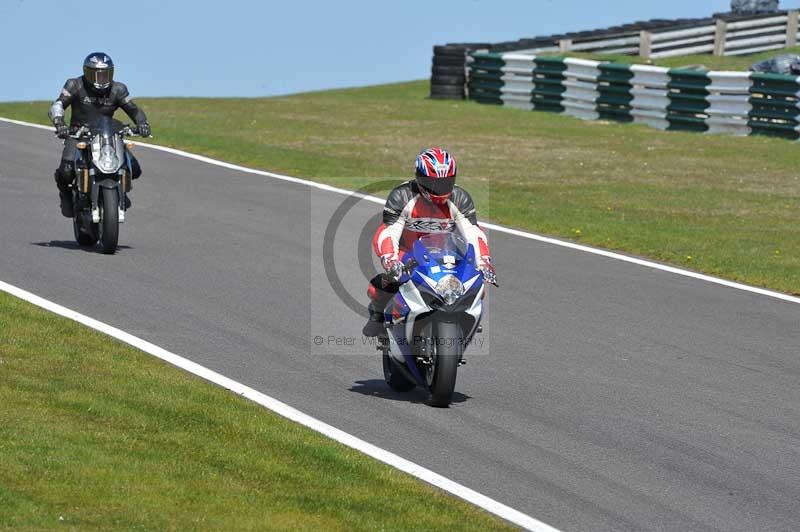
[2,120,799,532]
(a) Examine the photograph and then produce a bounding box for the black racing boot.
[362,303,387,337]
[362,317,385,337]
[362,318,385,337]
[363,275,400,337]
[59,189,74,218]
[55,168,75,218]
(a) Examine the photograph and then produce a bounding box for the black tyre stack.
[430,43,489,100]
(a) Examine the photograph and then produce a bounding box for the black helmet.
[83,52,114,92]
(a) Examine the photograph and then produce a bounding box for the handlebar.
[387,258,420,283]
[68,125,90,139]
[67,123,149,139]
[121,124,153,138]
[387,261,406,283]
[119,124,142,137]
[388,257,497,286]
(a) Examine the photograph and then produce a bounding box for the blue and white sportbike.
[378,233,490,407]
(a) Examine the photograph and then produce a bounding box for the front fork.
[383,318,471,372]
[89,177,100,222]
[89,179,126,223]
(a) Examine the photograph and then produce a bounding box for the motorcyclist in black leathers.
[48,52,151,217]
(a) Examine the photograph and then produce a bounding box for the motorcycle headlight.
[434,274,464,306]
[97,145,119,173]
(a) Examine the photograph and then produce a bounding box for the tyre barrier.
[430,43,489,100]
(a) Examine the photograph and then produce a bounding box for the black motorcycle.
[67,116,141,254]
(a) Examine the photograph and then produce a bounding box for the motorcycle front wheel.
[426,321,462,408]
[99,187,119,254]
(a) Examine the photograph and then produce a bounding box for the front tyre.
[426,321,463,408]
[99,187,119,254]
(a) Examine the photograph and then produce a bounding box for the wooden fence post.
[639,31,652,59]
[713,19,728,56]
[559,39,572,53]
[787,10,799,48]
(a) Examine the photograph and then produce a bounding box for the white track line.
[2,116,796,305]
[0,280,561,532]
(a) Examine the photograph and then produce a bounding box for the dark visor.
[94,70,111,84]
[86,68,113,87]
[418,174,455,197]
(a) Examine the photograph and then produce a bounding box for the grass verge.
[1,73,797,295]
[0,290,512,531]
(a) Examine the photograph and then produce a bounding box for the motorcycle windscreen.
[413,233,468,262]
[90,117,124,174]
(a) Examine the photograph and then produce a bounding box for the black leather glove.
[137,121,151,137]
[54,118,68,139]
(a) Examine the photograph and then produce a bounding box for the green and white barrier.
[667,69,711,132]
[706,72,752,135]
[596,62,634,123]
[749,73,800,138]
[467,51,800,140]
[563,58,601,121]
[532,57,567,112]
[630,65,671,130]
[501,54,536,110]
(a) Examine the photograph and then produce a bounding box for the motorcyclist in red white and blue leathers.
[362,147,497,337]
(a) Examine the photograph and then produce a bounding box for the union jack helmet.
[414,147,457,204]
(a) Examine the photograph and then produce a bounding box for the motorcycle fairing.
[385,234,485,384]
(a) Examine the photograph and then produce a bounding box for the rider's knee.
[54,164,73,189]
[368,274,401,300]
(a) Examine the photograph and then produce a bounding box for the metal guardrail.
[560,11,798,59]
[467,51,800,140]
[503,10,800,59]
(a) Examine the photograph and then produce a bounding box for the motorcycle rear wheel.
[72,212,98,247]
[99,188,119,255]
[426,321,462,408]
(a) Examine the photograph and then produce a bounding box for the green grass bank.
[0,290,513,530]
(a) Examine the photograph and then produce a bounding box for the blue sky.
[0,0,796,101]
